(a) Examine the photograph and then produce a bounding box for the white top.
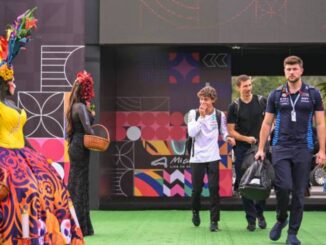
[187,109,229,163]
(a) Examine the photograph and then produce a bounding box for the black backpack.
[184,109,222,157]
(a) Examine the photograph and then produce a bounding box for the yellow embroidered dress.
[0,101,84,244]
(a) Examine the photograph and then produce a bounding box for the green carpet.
[84,211,326,245]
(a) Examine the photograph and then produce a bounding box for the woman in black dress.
[66,71,95,236]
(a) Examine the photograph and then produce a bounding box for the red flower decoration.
[76,70,95,101]
[0,36,8,61]
[25,18,38,30]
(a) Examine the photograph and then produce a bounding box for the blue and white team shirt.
[266,82,324,150]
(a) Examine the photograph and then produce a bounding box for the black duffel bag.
[239,159,274,201]
[241,145,258,171]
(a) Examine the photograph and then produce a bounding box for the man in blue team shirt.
[255,56,326,245]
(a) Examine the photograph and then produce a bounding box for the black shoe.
[246,223,256,232]
[286,234,301,245]
[269,219,288,241]
[192,211,200,227]
[257,216,267,229]
[210,221,218,232]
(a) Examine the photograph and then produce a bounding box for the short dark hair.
[284,56,303,68]
[197,85,217,101]
[236,74,251,87]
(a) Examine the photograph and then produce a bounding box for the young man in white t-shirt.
[188,85,235,232]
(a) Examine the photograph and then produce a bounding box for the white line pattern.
[41,45,84,91]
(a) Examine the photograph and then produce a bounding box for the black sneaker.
[257,216,267,229]
[269,219,288,241]
[246,223,256,232]
[192,211,200,227]
[286,234,301,245]
[210,221,218,232]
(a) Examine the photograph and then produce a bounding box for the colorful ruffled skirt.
[0,147,84,244]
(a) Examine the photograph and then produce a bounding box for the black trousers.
[191,161,220,222]
[272,145,312,235]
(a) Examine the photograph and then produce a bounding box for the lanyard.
[286,87,300,122]
[286,87,300,111]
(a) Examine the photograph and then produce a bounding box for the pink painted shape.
[155,127,170,140]
[175,58,193,78]
[28,138,64,162]
[192,52,200,61]
[141,126,156,140]
[170,126,186,140]
[64,162,70,186]
[184,170,192,183]
[219,169,232,197]
[170,112,184,126]
[127,112,141,126]
[116,112,127,126]
[163,171,170,183]
[116,127,126,141]
[192,75,200,84]
[170,185,184,196]
[155,112,170,126]
[42,139,64,162]
[169,75,177,84]
[28,139,42,153]
[169,52,177,61]
[203,174,208,184]
[141,112,155,126]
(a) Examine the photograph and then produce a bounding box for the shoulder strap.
[188,109,199,157]
[215,109,222,135]
[257,95,264,106]
[274,85,284,111]
[307,85,316,107]
[195,109,199,120]
[257,95,266,115]
[233,98,240,125]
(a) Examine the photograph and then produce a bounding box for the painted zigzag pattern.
[163,170,184,197]
[184,169,209,197]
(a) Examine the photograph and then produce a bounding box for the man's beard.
[288,77,300,83]
[244,91,252,97]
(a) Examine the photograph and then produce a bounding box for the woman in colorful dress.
[0,8,84,244]
[66,71,95,236]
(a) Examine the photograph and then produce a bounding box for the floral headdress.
[76,70,95,101]
[0,7,37,82]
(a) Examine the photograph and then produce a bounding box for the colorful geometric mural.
[168,53,200,84]
[109,47,233,200]
[134,168,232,197]
[163,170,184,197]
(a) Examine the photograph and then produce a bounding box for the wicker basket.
[84,124,110,152]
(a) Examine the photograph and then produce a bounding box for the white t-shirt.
[187,109,229,163]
